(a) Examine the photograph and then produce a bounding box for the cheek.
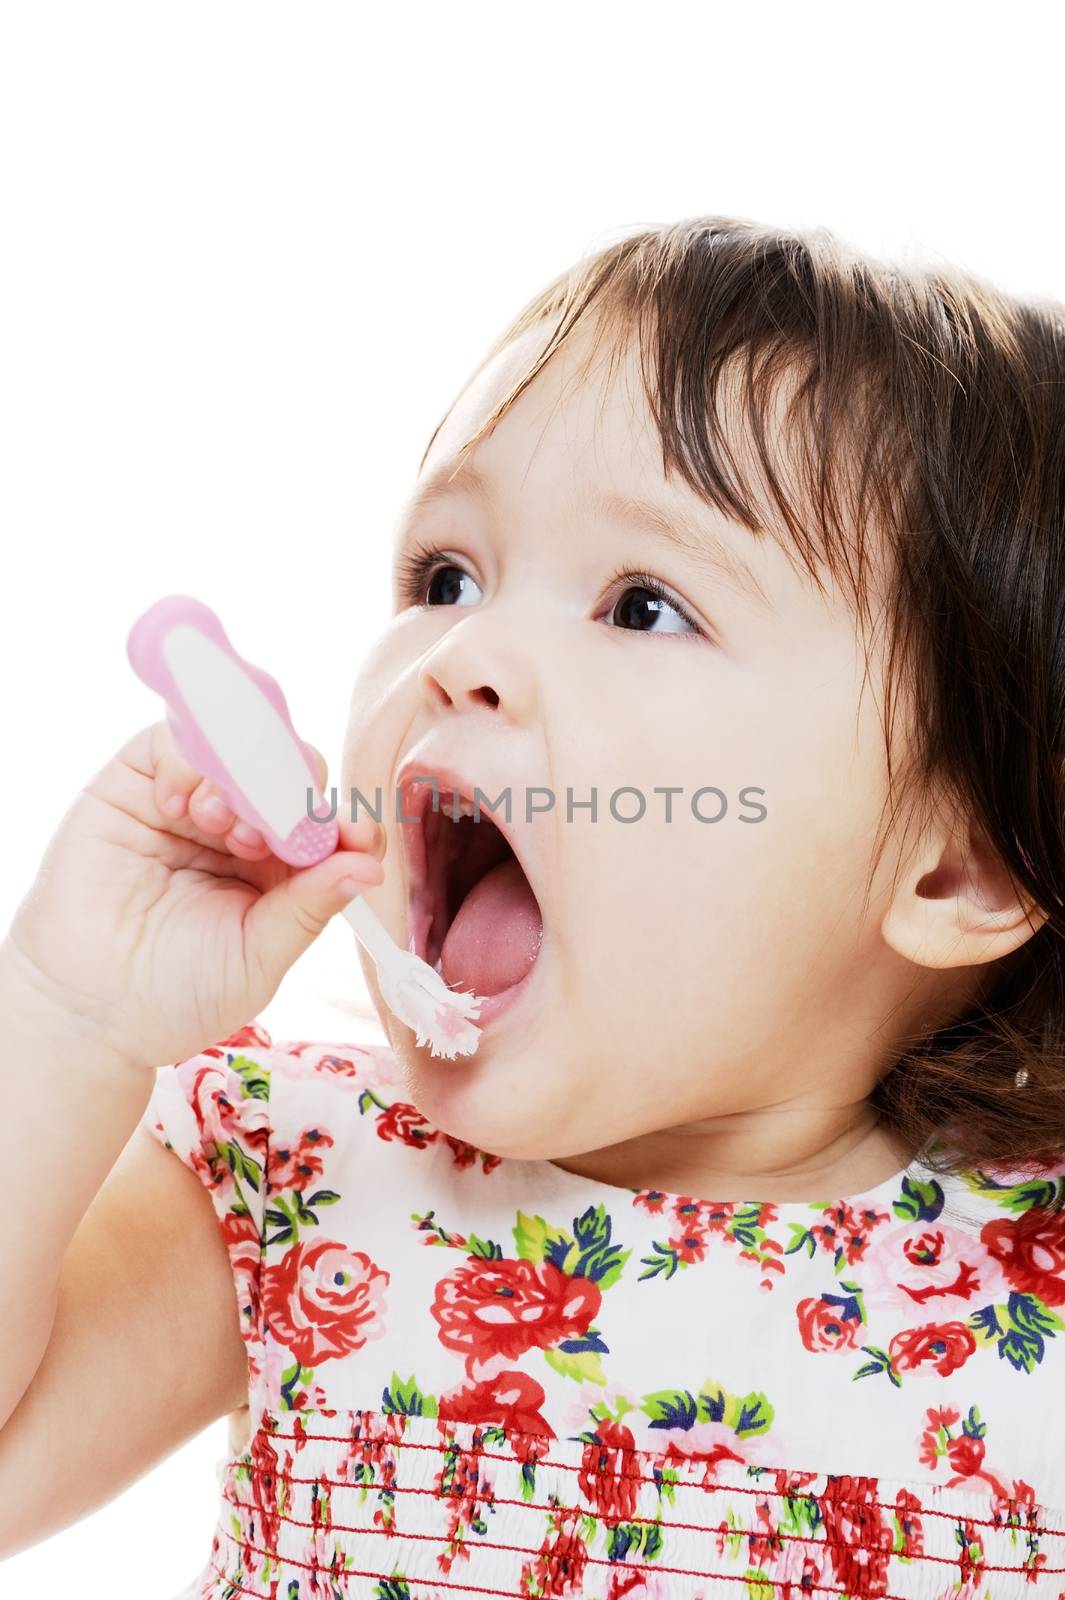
[341,623,429,795]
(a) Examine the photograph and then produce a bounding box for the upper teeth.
[439,791,478,819]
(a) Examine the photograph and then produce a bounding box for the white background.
[2,2,1063,1592]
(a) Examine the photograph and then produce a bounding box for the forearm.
[0,937,153,1431]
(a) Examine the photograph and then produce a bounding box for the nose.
[416,615,537,724]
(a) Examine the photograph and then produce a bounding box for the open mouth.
[401,781,544,1002]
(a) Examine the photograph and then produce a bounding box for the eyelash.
[394,538,704,637]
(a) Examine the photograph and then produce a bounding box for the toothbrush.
[125,594,483,1059]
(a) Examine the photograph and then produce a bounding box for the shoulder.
[142,1023,511,1268]
[265,1033,505,1180]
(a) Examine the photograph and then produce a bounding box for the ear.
[881,808,1048,969]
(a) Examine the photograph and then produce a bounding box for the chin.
[391,1032,563,1161]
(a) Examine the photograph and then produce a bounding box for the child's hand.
[2,718,386,1070]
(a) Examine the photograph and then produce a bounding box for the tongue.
[439,858,543,996]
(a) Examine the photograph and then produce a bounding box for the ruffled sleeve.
[139,1020,275,1358]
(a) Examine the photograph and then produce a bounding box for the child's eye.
[395,543,702,639]
[395,543,482,608]
[601,569,701,637]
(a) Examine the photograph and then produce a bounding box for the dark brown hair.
[421,214,1065,1183]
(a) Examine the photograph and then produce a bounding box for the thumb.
[243,850,384,988]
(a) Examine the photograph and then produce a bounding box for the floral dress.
[141,1023,1065,1600]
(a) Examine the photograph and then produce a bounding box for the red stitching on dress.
[253,1428,1058,1539]
[208,1549,517,1599]
[214,1524,914,1599]
[221,1483,1057,1577]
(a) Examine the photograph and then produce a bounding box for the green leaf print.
[279,1361,316,1411]
[229,1052,270,1102]
[573,1203,612,1252]
[606,1518,664,1562]
[696,1379,774,1437]
[963,1167,1065,1214]
[636,1242,682,1281]
[264,1186,346,1248]
[772,1480,824,1541]
[591,1250,631,1291]
[543,1346,607,1385]
[654,1462,679,1507]
[853,1344,902,1387]
[969,1294,1064,1371]
[373,1578,412,1600]
[381,1371,439,1418]
[783,1222,819,1260]
[891,1172,946,1223]
[513,1210,550,1263]
[221,1138,263,1192]
[642,1388,699,1429]
[466,1231,504,1260]
[999,1293,1065,1373]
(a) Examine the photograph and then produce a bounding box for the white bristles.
[340,886,485,1058]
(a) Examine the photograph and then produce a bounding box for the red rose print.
[438,1368,553,1459]
[981,1207,1065,1305]
[221,1209,262,1339]
[894,1486,924,1559]
[946,1431,986,1476]
[267,1125,334,1193]
[375,1101,438,1148]
[431,1257,601,1371]
[796,1295,862,1352]
[202,1021,272,1057]
[187,1064,270,1172]
[527,1513,589,1599]
[577,1420,641,1525]
[262,1239,389,1365]
[889,1321,976,1377]
[245,1425,281,1555]
[667,1226,709,1265]
[441,1133,476,1168]
[819,1474,893,1598]
[318,1053,359,1079]
[810,1200,891,1268]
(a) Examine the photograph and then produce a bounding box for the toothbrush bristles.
[386,968,484,1059]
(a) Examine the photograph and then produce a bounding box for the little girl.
[2,215,1064,1599]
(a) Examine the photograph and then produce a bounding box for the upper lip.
[394,754,544,912]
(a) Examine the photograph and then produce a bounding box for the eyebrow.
[403,462,773,614]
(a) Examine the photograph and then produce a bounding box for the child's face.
[343,317,968,1184]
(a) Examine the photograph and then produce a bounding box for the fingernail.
[200,795,230,824]
[163,794,186,818]
[231,820,263,847]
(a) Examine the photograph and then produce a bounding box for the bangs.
[419,218,920,634]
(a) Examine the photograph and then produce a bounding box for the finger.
[225,819,273,859]
[188,777,236,835]
[298,740,329,792]
[154,749,208,821]
[337,810,387,860]
[244,848,386,979]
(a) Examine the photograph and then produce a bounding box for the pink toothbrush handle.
[126,594,339,867]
